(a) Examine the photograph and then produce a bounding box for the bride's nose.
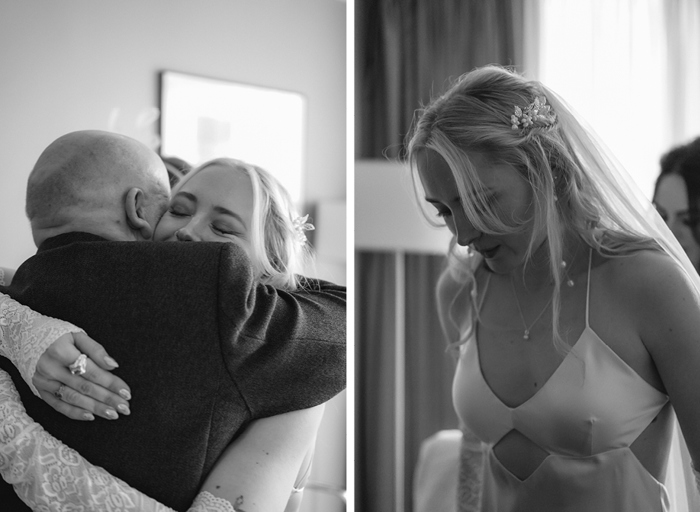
[175,226,196,241]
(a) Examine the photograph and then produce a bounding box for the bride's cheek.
[153,220,174,241]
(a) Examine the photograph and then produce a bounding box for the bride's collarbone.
[475,276,665,402]
[475,275,587,398]
[475,318,570,404]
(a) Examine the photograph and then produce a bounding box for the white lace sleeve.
[0,292,84,397]
[457,427,484,512]
[0,369,238,512]
[189,492,237,512]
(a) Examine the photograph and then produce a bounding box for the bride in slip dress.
[407,65,700,511]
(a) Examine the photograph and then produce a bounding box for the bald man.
[0,131,346,511]
[26,130,171,246]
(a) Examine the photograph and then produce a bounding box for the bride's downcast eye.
[436,208,452,219]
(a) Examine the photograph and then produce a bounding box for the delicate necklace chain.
[509,277,554,340]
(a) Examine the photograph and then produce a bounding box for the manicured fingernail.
[119,389,131,400]
[104,356,119,368]
[117,404,130,415]
[105,409,118,419]
[83,413,95,421]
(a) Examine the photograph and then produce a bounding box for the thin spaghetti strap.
[585,248,593,327]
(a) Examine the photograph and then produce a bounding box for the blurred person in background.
[653,137,700,270]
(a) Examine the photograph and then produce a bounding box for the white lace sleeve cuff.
[189,491,238,512]
[0,292,84,397]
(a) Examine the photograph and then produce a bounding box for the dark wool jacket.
[0,232,346,511]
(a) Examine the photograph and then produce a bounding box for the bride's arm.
[198,405,325,512]
[0,290,130,420]
[436,268,484,511]
[0,368,322,512]
[457,427,484,512]
[625,253,700,506]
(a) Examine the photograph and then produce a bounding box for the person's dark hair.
[654,136,700,239]
[161,155,192,188]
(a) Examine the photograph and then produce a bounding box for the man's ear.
[124,188,155,240]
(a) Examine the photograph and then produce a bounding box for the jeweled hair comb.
[293,214,315,244]
[511,96,556,131]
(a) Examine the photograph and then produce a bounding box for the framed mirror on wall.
[159,70,307,204]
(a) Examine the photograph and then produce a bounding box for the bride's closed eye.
[212,223,242,237]
[168,204,191,217]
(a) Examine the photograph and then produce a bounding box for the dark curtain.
[356,251,459,512]
[404,254,460,509]
[356,252,399,512]
[356,0,525,159]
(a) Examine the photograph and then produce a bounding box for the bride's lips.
[476,245,500,259]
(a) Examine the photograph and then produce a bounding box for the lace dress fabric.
[457,429,484,512]
[0,369,236,511]
[0,291,83,397]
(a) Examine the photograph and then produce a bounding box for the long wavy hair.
[406,65,659,353]
[173,158,312,291]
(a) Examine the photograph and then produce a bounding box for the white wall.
[0,0,346,267]
[355,159,451,254]
[0,2,346,510]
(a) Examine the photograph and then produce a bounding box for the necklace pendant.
[523,330,530,340]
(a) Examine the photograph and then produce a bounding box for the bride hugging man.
[0,130,346,511]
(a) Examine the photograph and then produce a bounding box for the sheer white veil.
[542,83,700,512]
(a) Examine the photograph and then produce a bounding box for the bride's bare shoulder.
[596,249,696,306]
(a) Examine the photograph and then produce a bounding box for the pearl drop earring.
[561,260,574,287]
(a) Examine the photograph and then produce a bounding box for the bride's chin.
[485,260,515,275]
[483,250,529,276]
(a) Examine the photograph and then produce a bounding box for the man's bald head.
[26,130,171,245]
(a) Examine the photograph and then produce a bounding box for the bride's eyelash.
[436,209,451,218]
[212,224,240,236]
[169,206,190,217]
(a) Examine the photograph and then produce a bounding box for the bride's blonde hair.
[406,65,658,353]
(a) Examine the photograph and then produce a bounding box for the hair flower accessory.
[511,96,556,131]
[293,214,315,244]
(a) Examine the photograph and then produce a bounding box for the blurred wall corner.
[312,198,347,285]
